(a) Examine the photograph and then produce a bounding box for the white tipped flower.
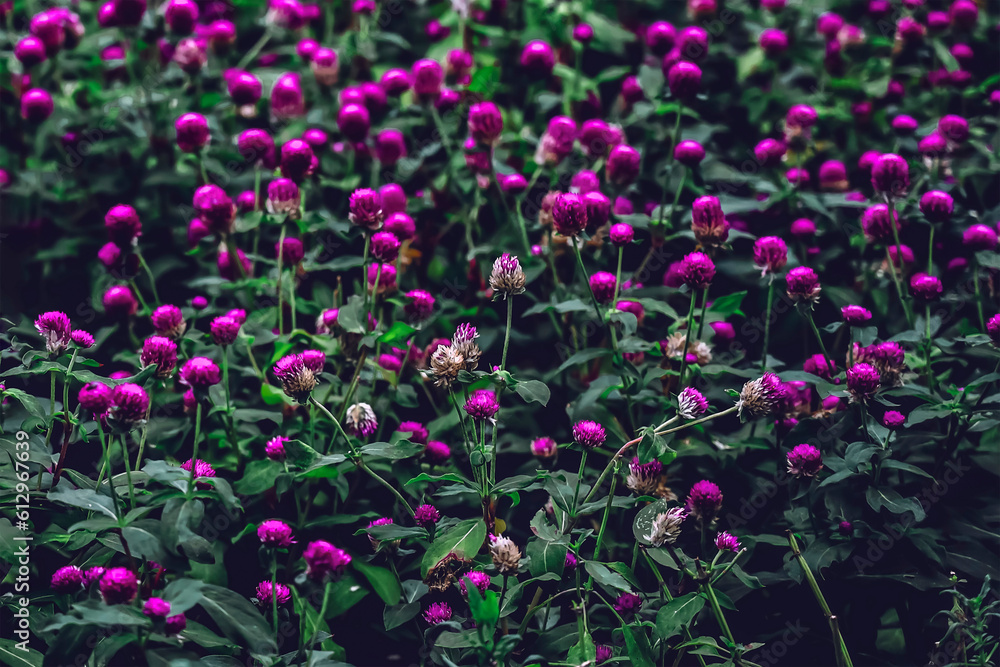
[489,253,526,299]
[644,507,687,547]
[678,387,709,420]
[490,536,522,575]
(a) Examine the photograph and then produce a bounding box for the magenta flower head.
[218,247,252,280]
[266,178,300,218]
[265,435,287,461]
[15,36,48,68]
[715,532,740,552]
[143,597,171,619]
[303,540,351,581]
[883,410,906,429]
[551,193,588,236]
[374,129,406,166]
[910,273,943,301]
[583,191,611,228]
[193,184,235,234]
[468,102,503,146]
[691,196,729,248]
[537,116,577,165]
[337,103,370,141]
[258,519,295,548]
[786,443,823,477]
[280,139,315,183]
[179,357,221,389]
[345,402,377,437]
[686,480,723,521]
[21,89,54,123]
[424,440,451,464]
[760,28,788,55]
[489,253,526,299]
[105,204,142,247]
[459,570,491,597]
[531,436,558,458]
[861,204,901,243]
[276,236,305,265]
[267,0,305,28]
[573,23,594,43]
[397,421,429,445]
[588,272,617,305]
[572,420,606,449]
[165,0,198,33]
[938,114,969,144]
[986,314,1000,344]
[379,68,410,96]
[141,336,178,377]
[273,354,316,401]
[103,286,138,318]
[79,382,113,414]
[846,362,880,400]
[803,353,836,380]
[919,132,948,158]
[710,321,735,344]
[754,138,786,167]
[237,128,276,166]
[646,21,676,56]
[414,504,441,528]
[678,387,709,419]
[411,58,443,99]
[70,330,94,348]
[607,145,641,186]
[175,112,209,153]
[310,47,339,86]
[210,316,241,346]
[151,304,185,338]
[841,305,873,325]
[348,188,383,230]
[963,224,998,251]
[51,565,86,593]
[402,289,434,322]
[520,40,555,77]
[667,61,701,99]
[737,372,784,420]
[35,311,72,355]
[100,567,139,604]
[753,236,788,275]
[679,252,716,289]
[255,581,291,606]
[871,153,909,196]
[919,191,954,223]
[614,592,643,616]
[300,350,325,374]
[423,601,452,625]
[464,390,500,421]
[609,223,634,247]
[384,212,415,242]
[110,383,149,425]
[819,160,848,191]
[786,266,821,303]
[786,104,818,129]
[370,231,401,263]
[674,140,705,167]
[181,459,216,489]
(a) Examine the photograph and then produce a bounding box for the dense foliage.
[2,0,1000,665]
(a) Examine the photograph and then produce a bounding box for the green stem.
[696,285,710,339]
[572,242,602,324]
[360,233,371,325]
[973,257,986,332]
[803,308,835,377]
[276,223,286,334]
[591,463,618,560]
[612,246,624,308]
[136,251,160,306]
[678,289,698,388]
[702,580,736,647]
[886,196,914,327]
[500,298,513,372]
[186,401,202,500]
[788,530,853,666]
[761,277,775,372]
[120,433,135,510]
[656,405,739,436]
[236,26,273,70]
[271,560,279,640]
[129,279,150,315]
[572,449,589,516]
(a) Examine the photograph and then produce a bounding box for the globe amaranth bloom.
[175,112,209,153]
[625,457,663,496]
[105,204,142,247]
[938,114,969,144]
[614,592,643,616]
[679,252,716,289]
[423,601,452,625]
[151,304,185,339]
[841,305,872,325]
[179,357,221,389]
[489,253,526,298]
[674,140,705,167]
[490,536,522,574]
[276,237,305,265]
[667,61,701,98]
[861,204,902,243]
[754,138,786,167]
[846,362,880,400]
[374,129,406,165]
[691,196,729,248]
[606,145,641,186]
[337,103,370,142]
[143,597,171,619]
[348,188,383,230]
[572,420,606,449]
[715,531,740,552]
[678,387,709,419]
[919,191,954,223]
[257,519,295,548]
[686,480,723,522]
[111,383,149,425]
[99,567,139,604]
[141,336,178,377]
[963,224,998,251]
[210,316,241,346]
[520,40,555,77]
[280,138,315,183]
[181,459,216,489]
[273,353,317,402]
[266,178,300,218]
[786,266,821,303]
[370,231,400,263]
[255,581,291,606]
[589,272,617,304]
[21,89,54,123]
[883,410,906,429]
[609,223,634,246]
[468,102,503,146]
[385,212,415,241]
[193,185,235,234]
[753,236,788,275]
[345,402,377,437]
[530,436,558,458]
[397,420,429,445]
[737,372,784,420]
[424,440,451,465]
[786,443,823,477]
[910,273,943,301]
[459,570,490,597]
[552,193,588,237]
[464,390,500,422]
[871,153,909,196]
[301,350,326,374]
[414,504,441,528]
[51,565,86,592]
[35,311,72,355]
[303,540,351,581]
[265,435,287,461]
[988,314,1000,345]
[803,353,836,380]
[79,382,113,414]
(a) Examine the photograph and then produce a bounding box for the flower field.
[1,0,999,665]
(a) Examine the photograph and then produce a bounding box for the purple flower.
[397,421,429,445]
[552,193,588,236]
[715,532,740,552]
[531,437,557,458]
[414,504,441,528]
[371,231,401,262]
[378,353,402,373]
[345,402,377,437]
[238,129,276,167]
[861,204,902,243]
[753,236,788,274]
[411,58,443,98]
[51,565,86,592]
[520,40,555,77]
[464,390,500,421]
[572,420,606,449]
[754,138,786,167]
[79,382,113,414]
[265,436,287,461]
[279,139,315,183]
[646,21,676,56]
[910,273,943,301]
[674,140,706,167]
[338,103,370,141]
[227,70,261,107]
[348,188,383,230]
[606,145,640,185]
[596,645,613,664]
[267,178,301,218]
[104,204,142,247]
[919,191,954,223]
[424,440,451,464]
[193,185,235,234]
[111,383,149,425]
[938,114,969,144]
[609,223,634,246]
[883,411,906,429]
[21,89,54,123]
[841,305,872,325]
[871,153,909,196]
[614,592,643,616]
[210,316,241,346]
[803,354,836,380]
[423,601,452,625]
[164,614,186,634]
[963,224,998,251]
[686,480,723,521]
[303,540,351,580]
[819,160,848,191]
[144,597,171,619]
[760,28,788,55]
[691,196,728,248]
[301,350,326,373]
[583,191,611,228]
[589,272,617,304]
[256,581,291,605]
[99,567,138,604]
[786,266,821,303]
[667,61,701,98]
[257,519,295,548]
[175,112,209,153]
[273,354,317,401]
[179,357,221,389]
[786,104,818,129]
[786,443,823,477]
[384,212,415,242]
[988,314,1000,345]
[468,102,503,146]
[846,363,880,399]
[678,387,709,419]
[679,252,716,289]
[489,253,526,298]
[141,336,178,377]
[15,36,47,68]
[35,311,72,355]
[459,570,491,597]
[151,304,185,338]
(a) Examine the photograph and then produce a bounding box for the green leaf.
[466,587,500,635]
[865,487,926,521]
[0,639,44,667]
[514,379,550,406]
[655,593,705,640]
[583,561,631,592]
[623,626,655,667]
[161,578,207,616]
[880,459,934,480]
[235,459,281,495]
[353,561,401,605]
[420,518,487,578]
[550,348,612,377]
[526,537,567,578]
[360,440,424,460]
[377,321,418,345]
[709,291,747,317]
[468,66,500,95]
[383,601,421,631]
[47,486,118,520]
[632,498,674,546]
[198,584,277,655]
